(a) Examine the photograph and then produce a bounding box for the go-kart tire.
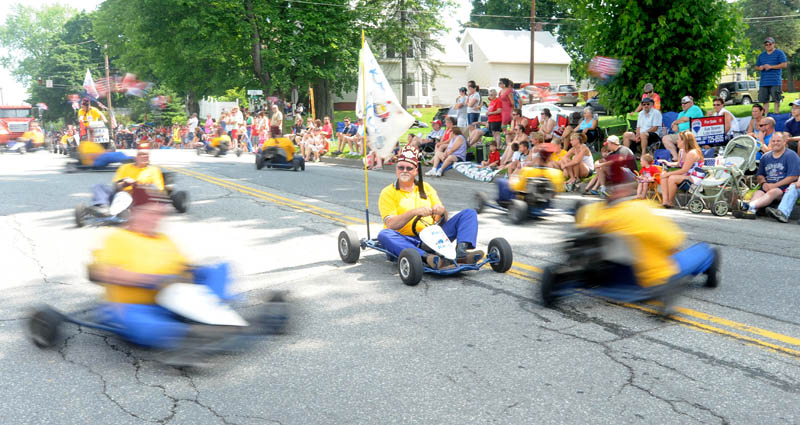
[19,146,26,154]
[254,291,290,335]
[338,229,361,264]
[705,247,720,288]
[235,148,242,157]
[573,200,586,221]
[171,191,189,213]
[687,198,704,214]
[711,201,728,217]
[509,199,528,224]
[28,306,63,349]
[398,248,424,286]
[474,192,487,214]
[75,204,86,228]
[540,266,560,308]
[488,237,513,273]
[256,155,265,170]
[292,161,299,171]
[196,147,202,156]
[65,162,78,173]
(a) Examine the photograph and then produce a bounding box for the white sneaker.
[425,168,436,176]
[434,169,442,177]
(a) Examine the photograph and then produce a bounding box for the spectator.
[322,116,333,140]
[708,97,738,139]
[232,106,244,126]
[623,97,662,155]
[506,140,532,176]
[576,106,600,148]
[636,154,660,199]
[334,117,356,154]
[735,132,800,219]
[466,81,482,130]
[756,116,776,159]
[558,132,594,191]
[756,37,787,114]
[486,89,503,146]
[783,99,800,155]
[498,78,514,126]
[245,110,253,141]
[634,83,662,113]
[187,113,198,143]
[592,135,635,197]
[539,108,556,142]
[663,96,703,161]
[420,119,444,152]
[479,141,501,168]
[204,113,213,134]
[453,87,468,131]
[499,124,530,166]
[584,146,611,195]
[270,104,283,137]
[427,116,466,177]
[660,131,705,208]
[746,103,766,137]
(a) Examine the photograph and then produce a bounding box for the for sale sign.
[691,116,725,145]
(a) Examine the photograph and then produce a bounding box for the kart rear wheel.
[255,155,265,170]
[687,198,704,214]
[509,199,528,224]
[196,147,202,156]
[398,248,423,286]
[705,248,721,288]
[711,200,728,217]
[292,160,299,171]
[28,306,63,349]
[488,237,513,273]
[171,191,189,213]
[338,229,361,264]
[474,192,487,214]
[75,204,86,228]
[540,266,561,308]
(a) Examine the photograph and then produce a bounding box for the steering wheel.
[411,212,448,237]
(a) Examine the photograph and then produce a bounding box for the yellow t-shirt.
[113,163,165,191]
[172,128,181,142]
[550,149,568,162]
[510,167,566,193]
[578,199,684,287]
[379,181,442,236]
[21,130,44,146]
[59,134,71,145]
[78,107,104,125]
[77,141,106,165]
[92,229,188,304]
[210,134,231,148]
[263,137,295,161]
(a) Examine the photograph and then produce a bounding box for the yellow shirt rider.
[261,137,295,162]
[91,147,163,208]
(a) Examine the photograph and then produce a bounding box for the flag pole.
[361,28,371,240]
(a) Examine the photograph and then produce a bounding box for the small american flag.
[588,56,621,80]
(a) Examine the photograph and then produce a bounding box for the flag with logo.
[83,69,99,100]
[355,41,415,159]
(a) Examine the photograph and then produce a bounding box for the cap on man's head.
[604,135,620,145]
[397,145,421,168]
[681,96,693,104]
[765,37,776,44]
[432,119,442,126]
[791,99,800,107]
[643,83,654,92]
[81,98,89,105]
[642,97,654,105]
[459,87,467,93]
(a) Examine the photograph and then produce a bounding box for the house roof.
[460,28,571,65]
[435,37,470,66]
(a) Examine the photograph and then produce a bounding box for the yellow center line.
[171,165,800,355]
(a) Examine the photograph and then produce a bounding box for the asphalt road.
[1,149,799,425]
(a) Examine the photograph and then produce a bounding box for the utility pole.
[400,0,408,109]
[104,44,114,140]
[529,0,535,85]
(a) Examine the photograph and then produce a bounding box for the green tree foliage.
[561,0,746,114]
[467,0,561,31]
[739,0,800,57]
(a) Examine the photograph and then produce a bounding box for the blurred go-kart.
[475,166,566,224]
[197,137,242,158]
[256,137,305,171]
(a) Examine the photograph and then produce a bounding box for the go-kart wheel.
[474,192,487,214]
[573,200,587,221]
[687,198,704,214]
[196,147,202,156]
[292,158,300,171]
[398,248,424,286]
[540,266,561,308]
[75,204,86,227]
[509,199,528,224]
[171,191,189,213]
[235,148,242,157]
[705,247,720,288]
[338,229,361,263]
[711,201,728,217]
[28,306,63,349]
[19,146,26,154]
[65,162,78,173]
[256,155,265,170]
[254,291,290,335]
[488,237,513,273]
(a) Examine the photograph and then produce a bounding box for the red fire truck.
[0,105,34,145]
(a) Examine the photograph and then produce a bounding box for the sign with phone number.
[691,116,725,145]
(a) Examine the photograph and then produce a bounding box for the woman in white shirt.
[709,97,739,137]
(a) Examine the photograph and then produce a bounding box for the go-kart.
[75,176,189,227]
[538,227,720,311]
[27,263,290,368]
[474,166,567,224]
[337,215,513,286]
[196,141,242,157]
[2,137,45,154]
[255,146,305,171]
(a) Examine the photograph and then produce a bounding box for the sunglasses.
[765,42,773,45]
[644,91,653,94]
[681,102,690,105]
[759,124,768,127]
[397,165,415,172]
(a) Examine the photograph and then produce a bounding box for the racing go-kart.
[197,139,242,157]
[475,166,567,224]
[27,263,290,368]
[256,145,305,171]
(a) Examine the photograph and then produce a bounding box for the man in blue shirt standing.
[756,37,788,114]
[662,96,704,161]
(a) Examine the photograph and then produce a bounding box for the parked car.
[553,84,580,106]
[716,80,759,105]
[585,95,607,115]
[432,103,488,126]
[521,103,583,127]
[516,89,533,105]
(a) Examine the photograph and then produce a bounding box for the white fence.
[199,98,240,120]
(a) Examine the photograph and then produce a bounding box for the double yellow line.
[168,166,800,358]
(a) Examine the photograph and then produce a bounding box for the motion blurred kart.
[337,214,513,286]
[474,165,567,224]
[2,132,46,154]
[74,174,189,227]
[27,263,290,368]
[538,226,720,311]
[196,139,242,157]
[255,138,305,171]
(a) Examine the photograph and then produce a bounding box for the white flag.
[356,41,415,159]
[83,69,99,100]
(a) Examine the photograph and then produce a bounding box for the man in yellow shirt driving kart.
[90,145,164,215]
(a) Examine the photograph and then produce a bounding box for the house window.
[405,73,416,97]
[386,47,396,59]
[421,72,429,97]
[468,44,473,62]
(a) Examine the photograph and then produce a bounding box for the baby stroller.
[685,135,758,216]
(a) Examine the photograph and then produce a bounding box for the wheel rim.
[399,257,410,278]
[339,237,349,256]
[489,246,500,261]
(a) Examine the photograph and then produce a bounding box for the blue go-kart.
[336,215,513,286]
[255,146,305,171]
[538,227,720,312]
[27,263,290,367]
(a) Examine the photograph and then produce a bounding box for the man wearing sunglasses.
[662,96,703,161]
[634,83,661,113]
[378,146,483,269]
[756,37,787,114]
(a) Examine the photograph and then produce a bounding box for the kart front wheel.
[196,147,202,156]
[488,237,513,273]
[474,192,487,214]
[75,204,86,227]
[171,191,189,213]
[253,292,290,335]
[509,199,527,224]
[540,266,561,308]
[255,155,265,170]
[28,306,63,349]
[338,229,361,264]
[398,248,423,286]
[705,247,720,288]
[235,148,242,157]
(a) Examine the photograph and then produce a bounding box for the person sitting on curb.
[378,146,484,269]
[755,117,777,159]
[734,132,800,219]
[662,96,703,161]
[590,135,635,197]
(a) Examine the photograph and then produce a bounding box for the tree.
[467,0,561,31]
[560,0,746,114]
[739,0,800,88]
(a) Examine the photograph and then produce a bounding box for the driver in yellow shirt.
[259,136,302,169]
[78,98,107,140]
[377,146,483,269]
[90,146,164,214]
[207,128,231,154]
[17,122,45,151]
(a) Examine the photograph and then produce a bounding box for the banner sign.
[691,116,725,145]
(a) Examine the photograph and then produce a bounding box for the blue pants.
[92,184,115,206]
[777,184,799,218]
[496,178,514,202]
[92,151,133,168]
[377,209,479,257]
[606,243,715,287]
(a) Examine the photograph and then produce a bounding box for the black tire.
[573,200,587,220]
[719,88,730,102]
[235,148,242,157]
[28,306,63,349]
[75,204,86,228]
[398,248,424,286]
[171,191,189,213]
[256,155,265,170]
[338,229,361,263]
[741,96,752,105]
[705,247,720,288]
[196,147,202,156]
[474,192,487,214]
[254,292,290,335]
[540,266,560,308]
[509,199,528,224]
[292,159,299,171]
[488,237,513,273]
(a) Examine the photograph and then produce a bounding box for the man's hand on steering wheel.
[432,204,446,216]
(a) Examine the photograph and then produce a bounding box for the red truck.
[0,105,34,145]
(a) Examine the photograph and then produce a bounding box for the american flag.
[588,56,622,80]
